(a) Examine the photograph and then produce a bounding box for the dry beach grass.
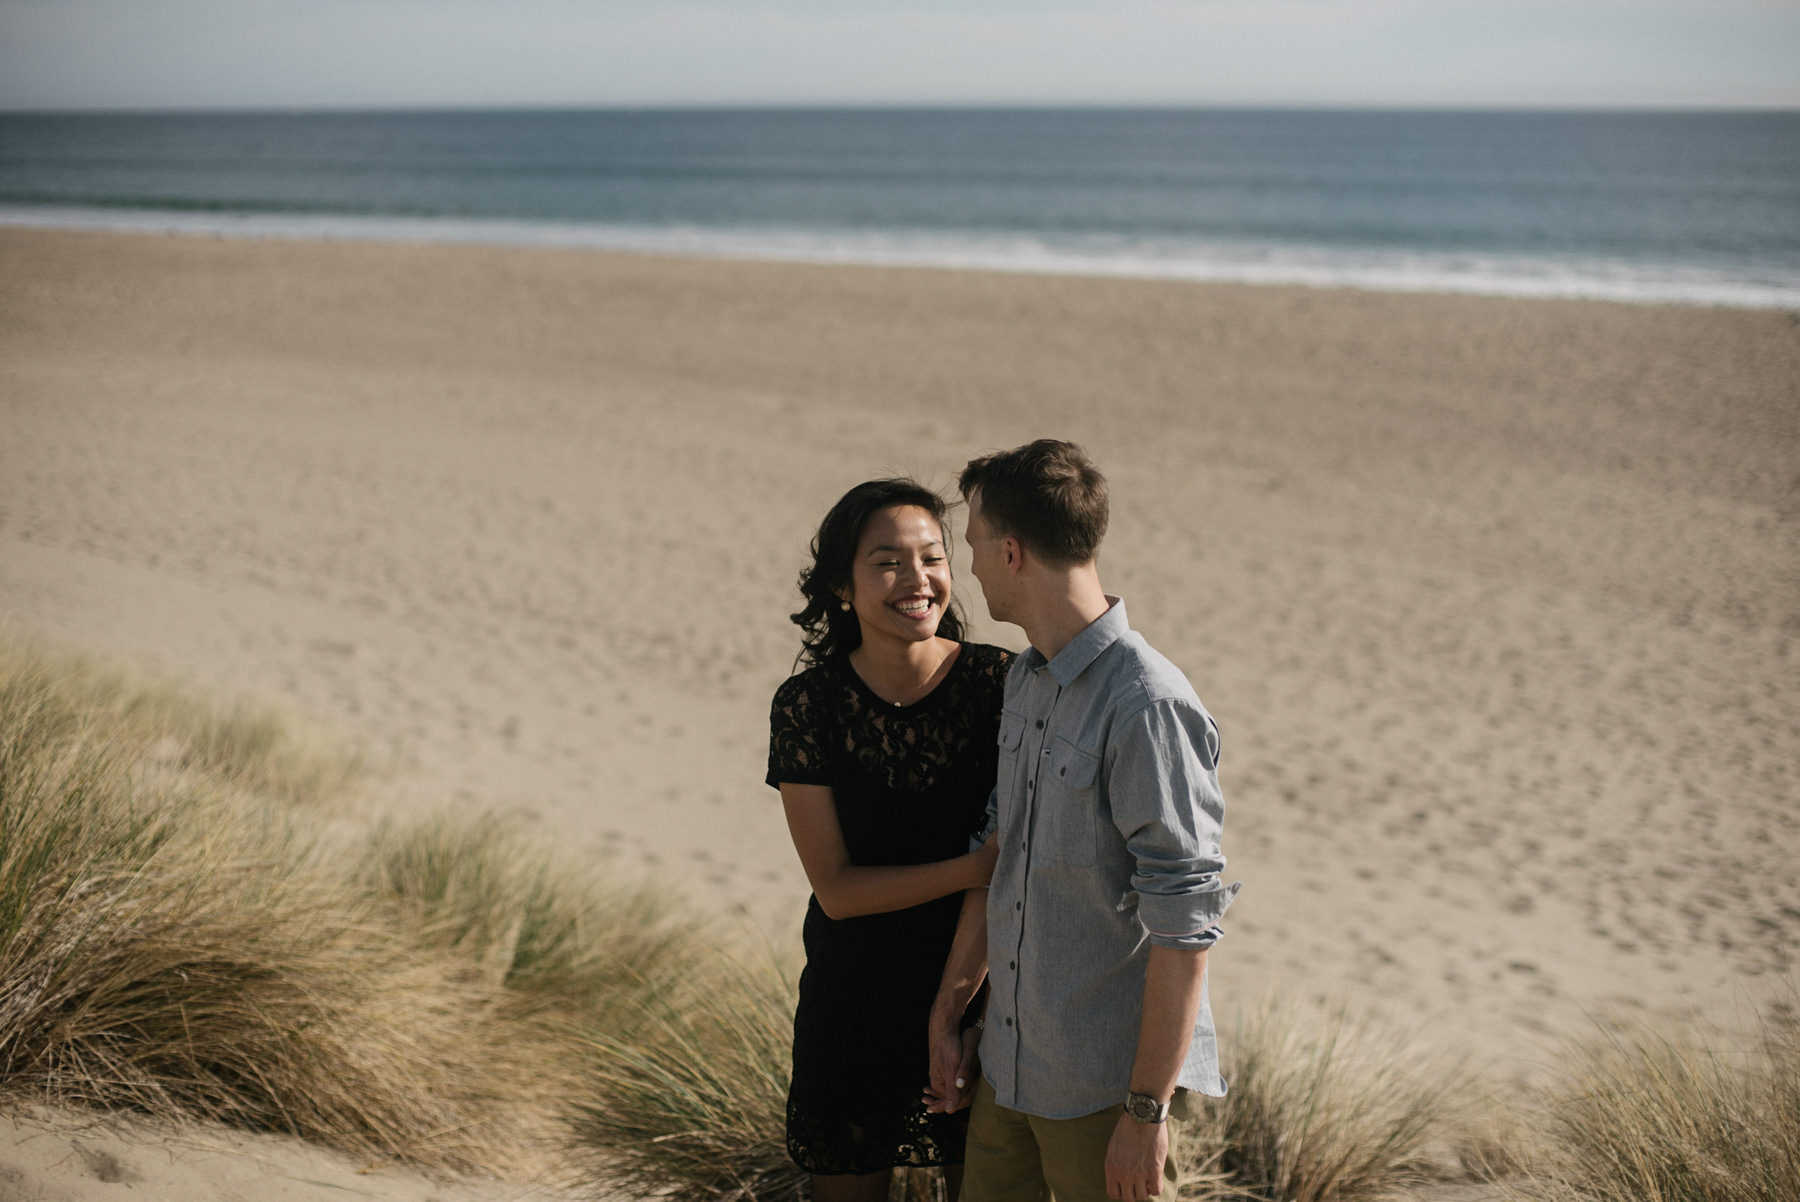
[0,639,573,1174]
[1496,1007,1800,1202]
[5,634,1797,1202]
[0,634,1485,1201]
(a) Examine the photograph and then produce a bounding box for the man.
[926,439,1240,1202]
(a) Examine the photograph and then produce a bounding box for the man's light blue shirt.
[978,597,1241,1119]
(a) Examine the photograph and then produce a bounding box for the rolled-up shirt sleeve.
[1108,697,1241,949]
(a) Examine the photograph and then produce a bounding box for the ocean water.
[3,108,1798,308]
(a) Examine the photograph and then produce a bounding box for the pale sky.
[1,0,1796,111]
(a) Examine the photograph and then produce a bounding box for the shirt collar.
[1023,595,1128,687]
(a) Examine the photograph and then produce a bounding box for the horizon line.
[6,99,1800,118]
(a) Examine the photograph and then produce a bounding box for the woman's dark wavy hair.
[790,478,966,667]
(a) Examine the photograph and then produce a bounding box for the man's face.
[963,490,1010,623]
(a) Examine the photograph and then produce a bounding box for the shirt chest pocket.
[1032,736,1101,865]
[995,712,1027,823]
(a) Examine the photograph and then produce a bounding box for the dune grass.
[0,635,1495,1197]
[565,941,964,1202]
[0,638,664,1173]
[0,640,362,808]
[1176,996,1471,1202]
[1495,1004,1800,1202]
[565,979,1472,1202]
[10,635,1799,1201]
[567,947,806,1202]
[359,809,702,1026]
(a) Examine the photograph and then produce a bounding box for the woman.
[767,478,1010,1202]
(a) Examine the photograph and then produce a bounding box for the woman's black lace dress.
[766,642,1011,1176]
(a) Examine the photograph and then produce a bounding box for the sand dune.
[2,227,1796,1197]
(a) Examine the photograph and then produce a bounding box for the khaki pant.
[960,1078,1192,1202]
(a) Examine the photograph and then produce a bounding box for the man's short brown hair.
[959,439,1108,566]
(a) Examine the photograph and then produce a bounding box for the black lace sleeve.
[967,642,1015,692]
[767,670,834,789]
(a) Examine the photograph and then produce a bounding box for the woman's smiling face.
[843,504,952,651]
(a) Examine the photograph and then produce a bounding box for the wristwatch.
[1123,1090,1170,1124]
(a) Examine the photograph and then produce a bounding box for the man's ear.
[1002,536,1023,572]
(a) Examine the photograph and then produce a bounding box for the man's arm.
[1105,944,1209,1200]
[1104,697,1237,1199]
[924,885,990,1113]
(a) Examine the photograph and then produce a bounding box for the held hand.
[923,1022,969,1114]
[952,1024,982,1111]
[1104,1112,1169,1201]
[966,834,999,889]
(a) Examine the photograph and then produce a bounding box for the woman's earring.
[839,599,852,612]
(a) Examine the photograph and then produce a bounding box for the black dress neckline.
[839,641,969,712]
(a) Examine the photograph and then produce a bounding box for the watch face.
[1126,1093,1165,1122]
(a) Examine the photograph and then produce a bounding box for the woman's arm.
[780,782,998,920]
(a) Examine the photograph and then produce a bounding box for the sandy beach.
[2,226,1797,1199]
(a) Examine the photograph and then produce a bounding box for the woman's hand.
[955,1024,983,1109]
[923,1021,982,1114]
[965,833,999,889]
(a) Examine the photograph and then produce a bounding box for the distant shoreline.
[7,101,1799,115]
[7,107,1794,311]
[3,206,1794,310]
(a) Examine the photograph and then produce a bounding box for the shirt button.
[1035,719,1044,729]
[1005,1017,1014,1027]
[1009,960,1016,970]
[1015,901,1022,912]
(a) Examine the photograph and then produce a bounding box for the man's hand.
[923,1023,981,1114]
[1104,1112,1169,1201]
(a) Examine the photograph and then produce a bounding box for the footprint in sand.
[75,1145,142,1185]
